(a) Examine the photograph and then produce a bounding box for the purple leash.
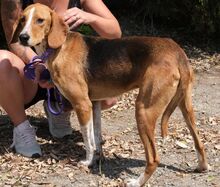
[24,48,54,80]
[47,87,64,115]
[24,48,64,115]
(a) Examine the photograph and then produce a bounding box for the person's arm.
[1,0,37,64]
[64,0,121,39]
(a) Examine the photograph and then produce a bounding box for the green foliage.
[131,0,220,38]
[77,24,94,35]
[191,0,220,35]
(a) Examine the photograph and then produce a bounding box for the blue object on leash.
[24,49,64,115]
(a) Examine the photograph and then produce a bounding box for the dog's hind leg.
[126,71,179,187]
[178,82,209,172]
[128,102,160,186]
[161,90,183,140]
[92,101,103,161]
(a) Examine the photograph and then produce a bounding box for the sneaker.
[43,101,73,138]
[11,120,42,158]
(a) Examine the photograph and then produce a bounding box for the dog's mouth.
[18,33,41,47]
[19,39,41,48]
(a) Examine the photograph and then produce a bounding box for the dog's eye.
[36,18,44,24]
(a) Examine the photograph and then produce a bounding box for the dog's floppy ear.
[48,11,68,49]
[10,21,23,44]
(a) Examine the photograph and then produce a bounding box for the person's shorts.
[24,86,73,111]
[24,86,47,109]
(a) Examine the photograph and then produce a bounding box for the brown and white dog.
[14,3,209,187]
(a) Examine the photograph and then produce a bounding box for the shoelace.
[10,126,37,148]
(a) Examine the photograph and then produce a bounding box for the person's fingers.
[65,14,78,25]
[63,7,79,21]
[63,8,90,27]
[69,18,84,30]
[34,64,44,82]
[39,81,54,89]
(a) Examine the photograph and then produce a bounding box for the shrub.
[128,0,220,39]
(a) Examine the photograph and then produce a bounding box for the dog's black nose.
[19,33,30,45]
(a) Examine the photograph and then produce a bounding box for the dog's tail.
[161,47,194,139]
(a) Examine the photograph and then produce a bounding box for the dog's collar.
[40,48,55,62]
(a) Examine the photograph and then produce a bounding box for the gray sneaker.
[11,121,42,158]
[43,101,73,138]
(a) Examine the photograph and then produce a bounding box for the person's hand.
[34,63,55,89]
[63,7,94,30]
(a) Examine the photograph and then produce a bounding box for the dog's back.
[82,35,190,100]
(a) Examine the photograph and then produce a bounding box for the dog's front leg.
[75,100,95,166]
[92,101,103,161]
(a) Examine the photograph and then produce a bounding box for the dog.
[13,3,209,187]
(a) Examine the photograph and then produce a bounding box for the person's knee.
[0,50,17,81]
[0,50,14,61]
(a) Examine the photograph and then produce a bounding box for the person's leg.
[44,97,117,138]
[44,97,117,139]
[0,50,41,157]
[37,88,72,138]
[43,100,73,138]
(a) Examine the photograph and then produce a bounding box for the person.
[0,0,121,158]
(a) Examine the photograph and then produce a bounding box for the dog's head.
[13,3,68,49]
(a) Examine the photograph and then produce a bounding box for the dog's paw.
[125,179,140,187]
[195,163,211,173]
[79,159,93,167]
[162,135,170,145]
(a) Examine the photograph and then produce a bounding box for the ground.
[0,16,220,187]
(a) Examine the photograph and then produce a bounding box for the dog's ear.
[48,11,68,49]
[10,21,23,44]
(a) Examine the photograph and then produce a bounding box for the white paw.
[126,179,140,187]
[162,136,170,145]
[80,159,93,166]
[207,164,212,171]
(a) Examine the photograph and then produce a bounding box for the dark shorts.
[24,86,73,110]
[24,86,47,109]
